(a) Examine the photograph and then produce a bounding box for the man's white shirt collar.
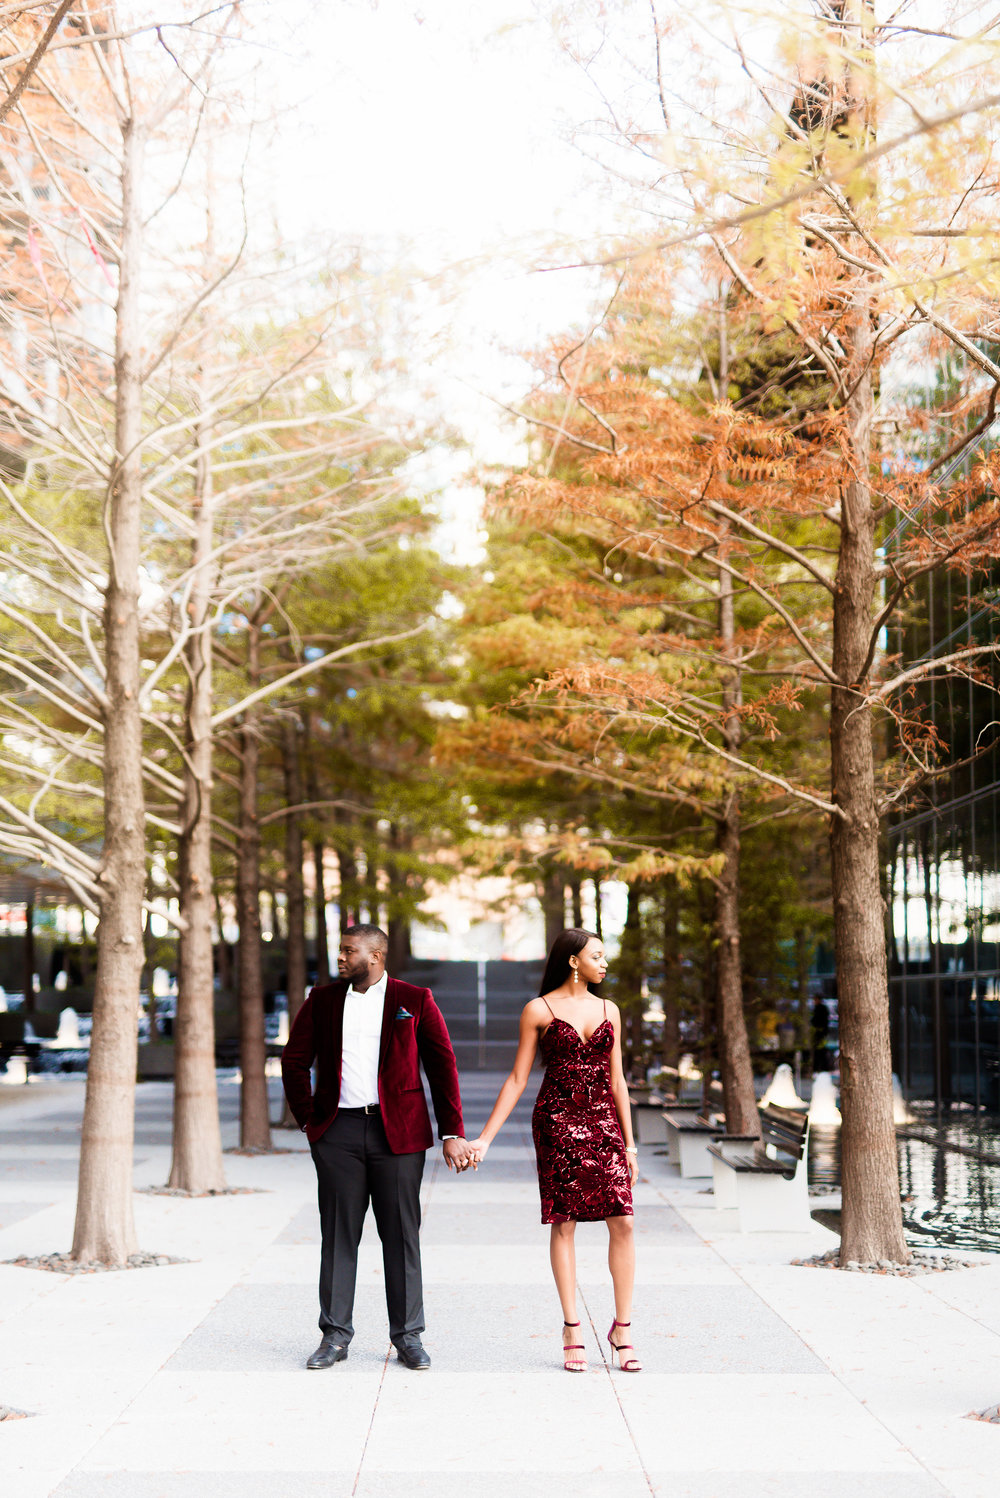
[345,970,388,1002]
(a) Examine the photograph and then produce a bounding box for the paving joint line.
[351,1347,391,1497]
[650,1173,956,1496]
[579,1281,655,1497]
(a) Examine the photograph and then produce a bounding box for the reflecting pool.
[809,1120,1000,1253]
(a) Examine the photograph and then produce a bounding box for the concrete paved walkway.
[2,1070,1000,1497]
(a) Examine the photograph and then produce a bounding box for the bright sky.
[118,0,625,548]
[140,0,618,564]
[131,0,1000,485]
[240,0,619,483]
[266,1,601,249]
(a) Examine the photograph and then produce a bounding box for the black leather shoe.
[307,1334,348,1369]
[395,1339,430,1370]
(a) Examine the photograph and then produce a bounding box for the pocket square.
[395,1007,414,1020]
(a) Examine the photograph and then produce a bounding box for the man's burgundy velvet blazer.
[280,975,464,1151]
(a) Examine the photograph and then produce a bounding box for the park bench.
[707,1103,811,1232]
[662,1107,728,1177]
[629,1090,670,1146]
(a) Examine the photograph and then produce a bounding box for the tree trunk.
[143,915,161,1042]
[71,116,145,1264]
[313,840,330,983]
[23,897,35,1012]
[541,859,566,951]
[364,847,380,927]
[570,875,583,929]
[236,618,270,1150]
[302,710,330,985]
[140,903,154,988]
[592,876,603,940]
[277,716,306,1128]
[387,917,410,973]
[385,821,411,974]
[831,272,908,1264]
[700,880,717,1113]
[213,892,232,1002]
[336,833,358,933]
[77,908,91,991]
[714,338,760,1135]
[796,928,811,1010]
[617,882,644,1077]
[267,886,284,942]
[282,718,307,1023]
[715,797,758,1134]
[168,379,225,1194]
[660,879,681,1072]
[214,892,233,995]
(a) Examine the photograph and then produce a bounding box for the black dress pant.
[310,1109,426,1347]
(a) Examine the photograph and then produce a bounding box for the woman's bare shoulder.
[522,997,550,1021]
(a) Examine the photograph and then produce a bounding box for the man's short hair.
[342,923,389,958]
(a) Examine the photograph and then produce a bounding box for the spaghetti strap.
[602,998,608,1019]
[541,997,556,1018]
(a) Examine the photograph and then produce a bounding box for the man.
[281,923,471,1371]
[810,995,831,1073]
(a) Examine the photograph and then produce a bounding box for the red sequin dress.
[531,1001,634,1225]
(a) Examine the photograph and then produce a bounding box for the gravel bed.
[223,1146,296,1156]
[136,1185,265,1197]
[793,1247,982,1276]
[4,1251,190,1274]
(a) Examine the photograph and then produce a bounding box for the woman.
[468,928,641,1373]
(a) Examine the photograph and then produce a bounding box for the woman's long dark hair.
[539,927,600,996]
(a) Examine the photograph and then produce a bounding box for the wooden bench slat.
[662,1111,725,1133]
[710,1102,809,1176]
[707,1143,797,1176]
[762,1135,805,1160]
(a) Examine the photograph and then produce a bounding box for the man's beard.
[340,959,370,986]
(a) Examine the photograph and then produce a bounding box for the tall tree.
[73,104,146,1263]
[522,0,1000,1263]
[0,6,439,1214]
[233,605,268,1151]
[169,374,225,1192]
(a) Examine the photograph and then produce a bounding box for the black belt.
[339,1104,380,1115]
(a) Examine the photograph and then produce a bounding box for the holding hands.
[441,1136,491,1172]
[442,1137,475,1172]
[466,1137,489,1168]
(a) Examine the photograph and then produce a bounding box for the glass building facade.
[887,538,1000,1111]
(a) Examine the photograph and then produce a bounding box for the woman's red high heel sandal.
[562,1320,587,1372]
[607,1319,642,1372]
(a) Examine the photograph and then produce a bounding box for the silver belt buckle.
[364,1103,377,1115]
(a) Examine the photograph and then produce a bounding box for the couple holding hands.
[281,924,641,1375]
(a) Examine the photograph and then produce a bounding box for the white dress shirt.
[339,970,387,1108]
